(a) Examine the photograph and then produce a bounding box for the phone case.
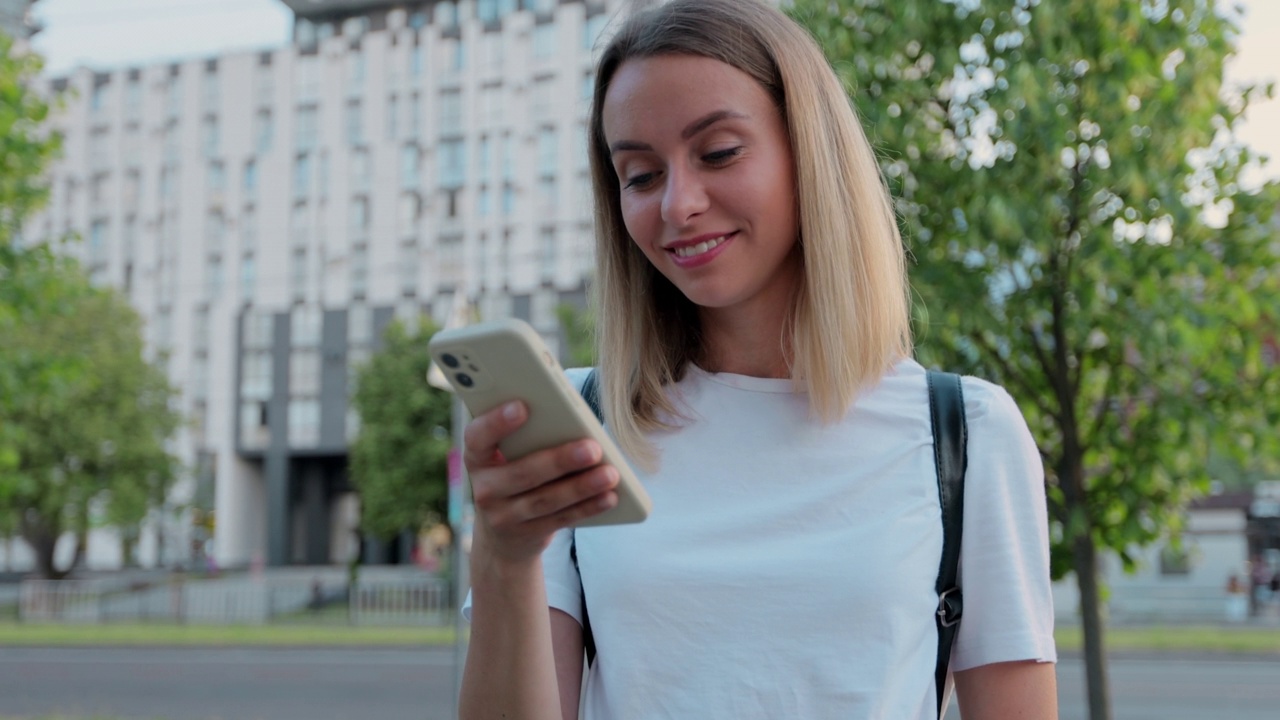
[428,318,652,527]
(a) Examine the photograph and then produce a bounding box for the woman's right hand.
[464,400,620,565]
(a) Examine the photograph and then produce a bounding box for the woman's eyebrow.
[608,109,749,156]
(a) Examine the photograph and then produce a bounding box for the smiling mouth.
[671,233,733,259]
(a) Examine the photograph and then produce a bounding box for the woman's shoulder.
[876,360,1031,429]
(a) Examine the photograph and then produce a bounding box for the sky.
[27,0,1280,184]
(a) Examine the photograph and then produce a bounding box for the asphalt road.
[0,646,1276,719]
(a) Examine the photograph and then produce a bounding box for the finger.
[504,464,619,526]
[527,487,619,536]
[462,401,527,468]
[498,437,605,497]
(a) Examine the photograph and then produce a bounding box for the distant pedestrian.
[1225,573,1248,622]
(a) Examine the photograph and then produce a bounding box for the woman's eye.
[624,172,657,189]
[704,147,744,165]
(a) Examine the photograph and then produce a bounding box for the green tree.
[792,1,1279,717]
[0,33,63,475]
[0,257,181,578]
[349,319,454,541]
[556,303,597,367]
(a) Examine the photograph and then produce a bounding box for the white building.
[0,0,40,42]
[13,0,626,572]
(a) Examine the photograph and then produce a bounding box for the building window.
[242,207,257,253]
[207,161,226,195]
[439,235,463,286]
[290,247,308,300]
[351,244,369,298]
[88,220,108,267]
[243,160,258,197]
[399,241,419,294]
[501,133,514,180]
[351,148,372,192]
[346,101,363,145]
[348,303,371,345]
[296,105,318,151]
[349,196,369,238]
[290,350,321,396]
[206,211,225,254]
[585,13,608,51]
[399,192,421,228]
[205,255,223,301]
[296,56,320,102]
[438,139,465,189]
[255,110,274,154]
[125,79,142,121]
[242,353,273,402]
[203,117,219,157]
[533,24,556,59]
[291,305,321,347]
[347,51,366,91]
[240,254,256,303]
[293,154,311,199]
[203,68,219,110]
[538,126,558,176]
[439,90,462,136]
[502,184,515,216]
[288,398,321,447]
[387,94,399,140]
[244,311,274,349]
[167,76,183,118]
[539,227,556,282]
[437,2,458,28]
[400,145,420,189]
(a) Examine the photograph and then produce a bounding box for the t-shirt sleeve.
[460,367,594,624]
[951,379,1058,671]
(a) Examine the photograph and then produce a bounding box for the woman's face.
[602,54,800,318]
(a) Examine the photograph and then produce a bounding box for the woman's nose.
[660,164,710,227]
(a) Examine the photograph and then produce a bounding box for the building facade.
[0,0,40,42]
[19,0,623,571]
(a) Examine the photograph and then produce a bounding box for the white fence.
[16,573,452,626]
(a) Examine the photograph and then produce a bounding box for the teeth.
[674,235,727,258]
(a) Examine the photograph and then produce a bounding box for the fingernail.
[574,442,598,464]
[503,402,521,421]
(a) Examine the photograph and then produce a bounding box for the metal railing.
[15,573,452,626]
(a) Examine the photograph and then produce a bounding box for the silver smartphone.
[428,318,651,527]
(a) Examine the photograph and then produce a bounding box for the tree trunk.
[21,525,67,580]
[1073,531,1111,720]
[1061,450,1112,720]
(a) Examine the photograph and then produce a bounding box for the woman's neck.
[698,301,793,379]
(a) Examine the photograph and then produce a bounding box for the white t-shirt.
[466,358,1056,719]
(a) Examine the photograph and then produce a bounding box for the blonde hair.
[588,0,911,468]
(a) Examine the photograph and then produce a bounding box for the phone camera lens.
[441,353,460,369]
[455,372,474,388]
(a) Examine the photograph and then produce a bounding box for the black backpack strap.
[926,370,967,718]
[571,368,602,667]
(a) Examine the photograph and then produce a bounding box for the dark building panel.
[320,308,349,450]
[266,311,292,566]
[512,294,532,322]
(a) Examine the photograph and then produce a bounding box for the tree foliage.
[556,303,597,367]
[1,33,63,478]
[349,319,454,540]
[791,1,1279,716]
[0,255,181,579]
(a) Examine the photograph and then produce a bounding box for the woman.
[460,1,1057,718]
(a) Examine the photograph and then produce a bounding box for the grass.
[0,621,459,647]
[1,620,1278,655]
[1054,624,1280,655]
